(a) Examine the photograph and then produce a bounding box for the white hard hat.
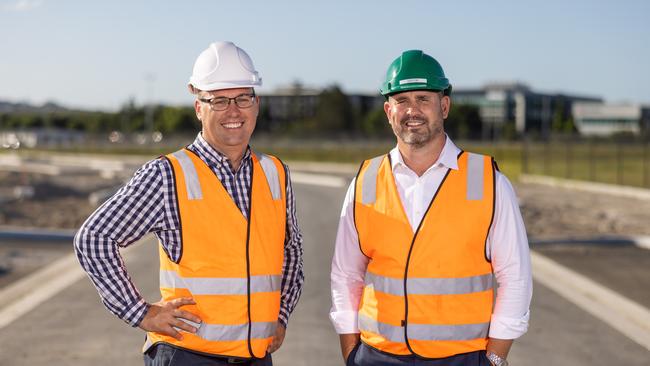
[188,41,262,92]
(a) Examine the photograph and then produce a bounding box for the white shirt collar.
[389,134,461,173]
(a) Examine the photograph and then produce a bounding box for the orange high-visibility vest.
[354,151,495,359]
[144,148,286,359]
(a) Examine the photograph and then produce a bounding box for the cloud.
[2,0,43,12]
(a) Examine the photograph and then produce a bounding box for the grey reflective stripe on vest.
[171,320,277,341]
[171,150,203,200]
[358,313,490,342]
[358,313,405,343]
[408,321,490,341]
[160,270,281,294]
[196,321,276,341]
[361,156,384,205]
[365,272,493,296]
[466,153,484,200]
[255,152,282,200]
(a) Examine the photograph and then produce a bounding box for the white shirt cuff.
[329,310,359,334]
[489,310,530,339]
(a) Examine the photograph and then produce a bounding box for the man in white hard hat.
[75,41,304,365]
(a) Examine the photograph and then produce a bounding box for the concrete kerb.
[0,227,77,242]
[529,235,650,250]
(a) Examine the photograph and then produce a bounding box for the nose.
[406,104,421,115]
[225,100,242,116]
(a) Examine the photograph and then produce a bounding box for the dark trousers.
[144,343,272,366]
[347,342,491,366]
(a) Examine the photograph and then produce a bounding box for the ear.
[383,100,392,124]
[441,95,451,119]
[194,99,202,121]
[253,95,260,118]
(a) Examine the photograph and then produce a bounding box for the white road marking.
[291,172,348,188]
[531,251,650,351]
[0,253,84,329]
[0,245,136,329]
[631,236,650,250]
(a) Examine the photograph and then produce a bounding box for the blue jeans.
[347,342,491,366]
[144,343,272,366]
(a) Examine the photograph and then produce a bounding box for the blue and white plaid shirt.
[74,133,304,328]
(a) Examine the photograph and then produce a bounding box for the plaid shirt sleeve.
[278,165,304,328]
[73,158,172,327]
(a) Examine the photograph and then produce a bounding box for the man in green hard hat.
[330,50,532,365]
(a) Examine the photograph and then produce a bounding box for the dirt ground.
[1,170,650,238]
[0,171,124,285]
[515,182,650,239]
[0,171,122,229]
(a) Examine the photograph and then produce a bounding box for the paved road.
[1,179,649,365]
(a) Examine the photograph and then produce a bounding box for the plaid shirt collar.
[190,132,252,173]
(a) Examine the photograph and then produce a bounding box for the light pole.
[144,73,156,143]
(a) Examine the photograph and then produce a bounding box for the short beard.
[395,117,443,149]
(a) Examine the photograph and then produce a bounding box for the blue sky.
[1,0,648,111]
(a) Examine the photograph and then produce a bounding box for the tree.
[313,85,355,134]
[551,103,564,132]
[361,106,392,137]
[551,101,576,134]
[157,106,197,133]
[446,104,482,140]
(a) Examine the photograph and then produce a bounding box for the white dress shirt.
[330,136,532,339]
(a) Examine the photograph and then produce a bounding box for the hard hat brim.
[381,83,452,97]
[189,79,262,92]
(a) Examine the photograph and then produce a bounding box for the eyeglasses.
[199,93,256,111]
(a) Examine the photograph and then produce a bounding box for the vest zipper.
[244,165,254,358]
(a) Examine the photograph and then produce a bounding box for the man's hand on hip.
[138,297,202,341]
[267,322,286,353]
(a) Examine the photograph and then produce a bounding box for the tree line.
[0,86,487,140]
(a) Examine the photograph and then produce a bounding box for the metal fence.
[517,137,650,188]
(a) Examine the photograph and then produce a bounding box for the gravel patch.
[515,182,650,239]
[0,171,122,229]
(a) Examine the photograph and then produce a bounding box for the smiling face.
[194,87,259,155]
[384,90,450,149]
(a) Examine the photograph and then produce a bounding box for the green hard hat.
[380,50,452,97]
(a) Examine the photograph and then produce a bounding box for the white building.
[572,103,647,136]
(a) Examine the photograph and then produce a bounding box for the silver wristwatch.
[486,351,509,366]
